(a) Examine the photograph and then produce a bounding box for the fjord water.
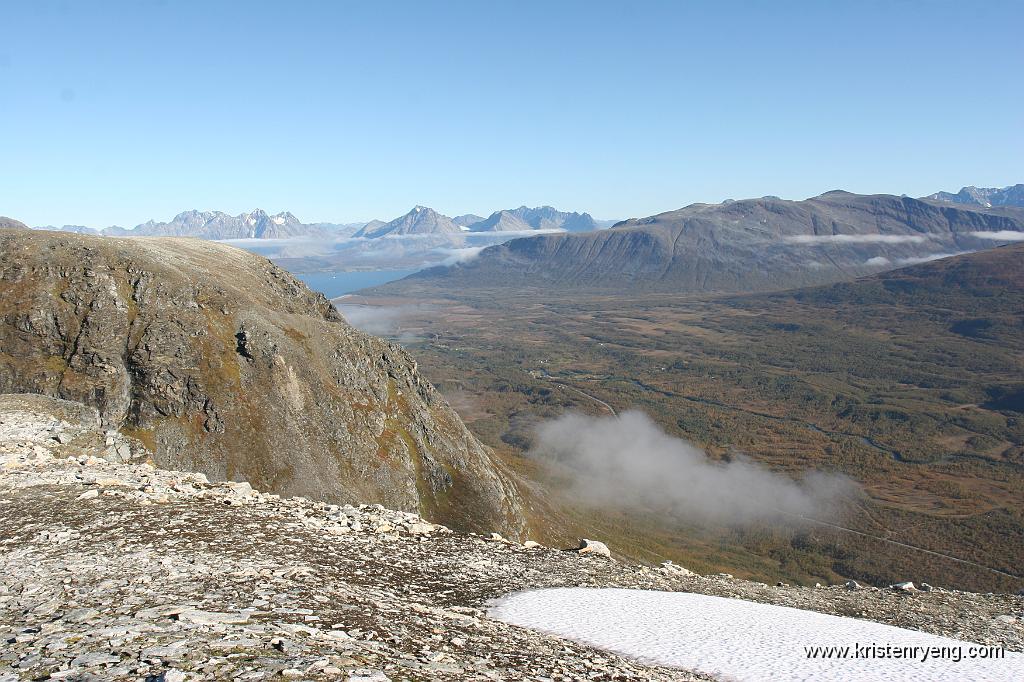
[295,268,420,298]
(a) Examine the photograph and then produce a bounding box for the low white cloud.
[532,410,854,524]
[865,252,969,267]
[785,234,928,245]
[335,303,430,343]
[970,230,1024,241]
[894,252,965,266]
[437,246,486,265]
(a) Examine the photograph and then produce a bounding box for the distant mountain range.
[35,209,340,240]
[352,205,606,238]
[31,205,613,240]
[923,184,1024,208]
[373,190,1024,295]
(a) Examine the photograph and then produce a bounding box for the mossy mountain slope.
[0,228,523,534]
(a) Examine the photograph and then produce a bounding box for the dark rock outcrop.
[0,228,523,534]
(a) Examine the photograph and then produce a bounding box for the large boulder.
[577,539,611,557]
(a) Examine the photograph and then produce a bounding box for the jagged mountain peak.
[354,205,461,238]
[924,184,1024,208]
[113,208,317,239]
[466,206,601,234]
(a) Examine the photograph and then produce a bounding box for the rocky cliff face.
[0,228,523,534]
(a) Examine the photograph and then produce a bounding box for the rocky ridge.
[0,230,523,536]
[2,394,1022,681]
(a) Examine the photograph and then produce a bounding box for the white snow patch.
[488,588,1022,681]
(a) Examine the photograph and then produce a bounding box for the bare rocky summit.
[2,395,1022,681]
[0,230,523,535]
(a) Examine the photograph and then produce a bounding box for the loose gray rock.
[1,403,1020,681]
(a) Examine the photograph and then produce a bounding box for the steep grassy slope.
[0,228,523,534]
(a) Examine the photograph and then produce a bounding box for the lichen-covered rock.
[0,230,524,535]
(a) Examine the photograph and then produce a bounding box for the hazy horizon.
[2,1,1022,227]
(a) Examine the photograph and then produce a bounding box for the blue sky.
[1,1,1021,227]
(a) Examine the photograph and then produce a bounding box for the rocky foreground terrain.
[2,393,1022,681]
